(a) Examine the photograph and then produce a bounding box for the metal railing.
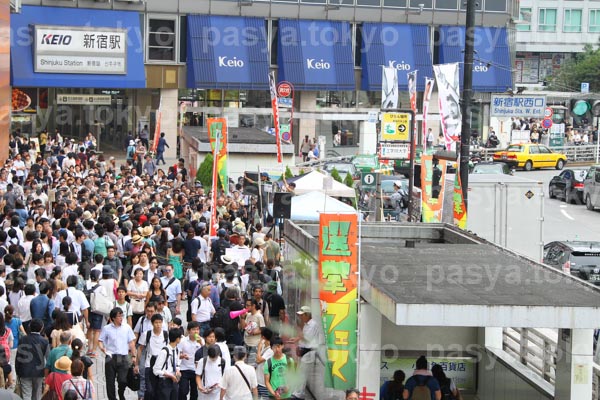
[479,145,600,165]
[503,327,557,385]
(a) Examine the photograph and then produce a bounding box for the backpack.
[411,376,432,400]
[127,146,135,159]
[68,379,92,400]
[147,331,169,369]
[210,303,236,335]
[199,355,226,386]
[0,330,10,364]
[440,378,457,400]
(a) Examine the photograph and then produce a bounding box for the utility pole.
[460,0,476,208]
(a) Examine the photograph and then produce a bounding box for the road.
[512,168,600,244]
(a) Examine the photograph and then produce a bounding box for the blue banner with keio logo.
[437,26,512,92]
[361,24,433,92]
[187,15,269,90]
[277,19,355,91]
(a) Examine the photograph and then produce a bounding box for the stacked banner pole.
[422,78,435,153]
[319,213,359,390]
[209,128,220,237]
[433,63,462,152]
[208,118,229,195]
[269,72,283,164]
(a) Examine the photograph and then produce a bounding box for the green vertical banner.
[319,213,358,390]
[207,118,228,194]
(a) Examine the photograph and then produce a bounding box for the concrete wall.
[0,0,8,164]
[382,319,479,351]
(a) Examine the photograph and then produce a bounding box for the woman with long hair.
[146,276,166,307]
[4,305,25,350]
[43,252,56,273]
[8,277,24,309]
[70,338,94,382]
[127,267,149,329]
[431,364,461,400]
[0,313,15,387]
[168,237,185,280]
[51,310,73,348]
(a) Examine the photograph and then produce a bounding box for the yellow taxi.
[493,143,567,171]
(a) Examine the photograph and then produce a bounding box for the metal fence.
[479,145,600,165]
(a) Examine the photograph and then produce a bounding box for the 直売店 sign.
[34,25,127,75]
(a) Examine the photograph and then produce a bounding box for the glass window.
[517,7,532,31]
[316,91,357,108]
[564,9,582,32]
[383,0,407,7]
[147,17,177,62]
[301,0,326,3]
[590,10,600,33]
[460,0,482,11]
[240,90,271,108]
[357,0,381,5]
[270,20,278,67]
[484,0,506,12]
[538,9,557,32]
[355,24,362,68]
[319,120,360,147]
[436,0,458,10]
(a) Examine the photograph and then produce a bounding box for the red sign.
[544,107,554,119]
[277,82,292,97]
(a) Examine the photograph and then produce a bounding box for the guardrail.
[479,145,600,165]
[503,327,557,385]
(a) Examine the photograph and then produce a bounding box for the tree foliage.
[197,153,214,189]
[549,44,600,92]
[285,166,294,179]
[344,172,354,188]
[330,167,343,183]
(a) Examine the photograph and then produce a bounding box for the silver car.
[583,165,600,210]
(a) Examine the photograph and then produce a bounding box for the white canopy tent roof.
[268,191,357,222]
[291,170,356,198]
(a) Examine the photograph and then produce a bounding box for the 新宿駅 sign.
[490,95,546,118]
[34,25,127,75]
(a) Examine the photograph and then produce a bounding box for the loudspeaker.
[273,192,293,219]
[243,172,259,196]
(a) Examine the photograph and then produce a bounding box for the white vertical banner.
[433,63,462,152]
[422,77,435,152]
[408,70,418,143]
[381,66,399,109]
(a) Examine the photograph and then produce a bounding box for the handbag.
[127,365,140,391]
[91,287,113,316]
[131,298,145,314]
[70,313,87,345]
[41,374,59,400]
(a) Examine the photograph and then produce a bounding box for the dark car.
[549,168,587,204]
[543,241,600,284]
[471,162,512,175]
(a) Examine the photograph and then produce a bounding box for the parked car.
[323,161,358,180]
[492,143,567,171]
[543,241,600,284]
[471,162,512,175]
[351,154,393,175]
[583,165,600,210]
[549,168,587,204]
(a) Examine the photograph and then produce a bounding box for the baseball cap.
[296,306,311,315]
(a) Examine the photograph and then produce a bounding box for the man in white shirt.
[55,276,90,329]
[61,253,79,283]
[137,314,169,400]
[190,283,215,335]
[177,321,203,400]
[220,346,258,400]
[152,328,182,399]
[195,344,225,398]
[16,283,35,329]
[160,265,182,317]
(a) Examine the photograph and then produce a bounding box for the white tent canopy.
[292,170,356,198]
[268,191,357,221]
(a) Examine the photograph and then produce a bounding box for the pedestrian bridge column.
[160,89,178,164]
[555,328,594,400]
[358,303,382,398]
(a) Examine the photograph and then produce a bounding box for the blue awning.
[187,15,269,90]
[437,26,513,93]
[11,6,145,88]
[361,24,433,92]
[277,19,355,91]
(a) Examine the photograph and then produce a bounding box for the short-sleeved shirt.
[264,355,289,397]
[98,322,135,356]
[404,375,441,400]
[56,287,90,314]
[195,356,224,389]
[244,312,265,347]
[220,361,257,400]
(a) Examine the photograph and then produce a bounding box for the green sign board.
[361,172,378,190]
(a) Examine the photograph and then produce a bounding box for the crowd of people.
[0,131,332,400]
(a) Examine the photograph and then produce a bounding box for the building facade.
[515,0,600,88]
[11,0,517,167]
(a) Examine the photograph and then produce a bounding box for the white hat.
[221,255,234,265]
[129,140,135,146]
[393,180,403,187]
